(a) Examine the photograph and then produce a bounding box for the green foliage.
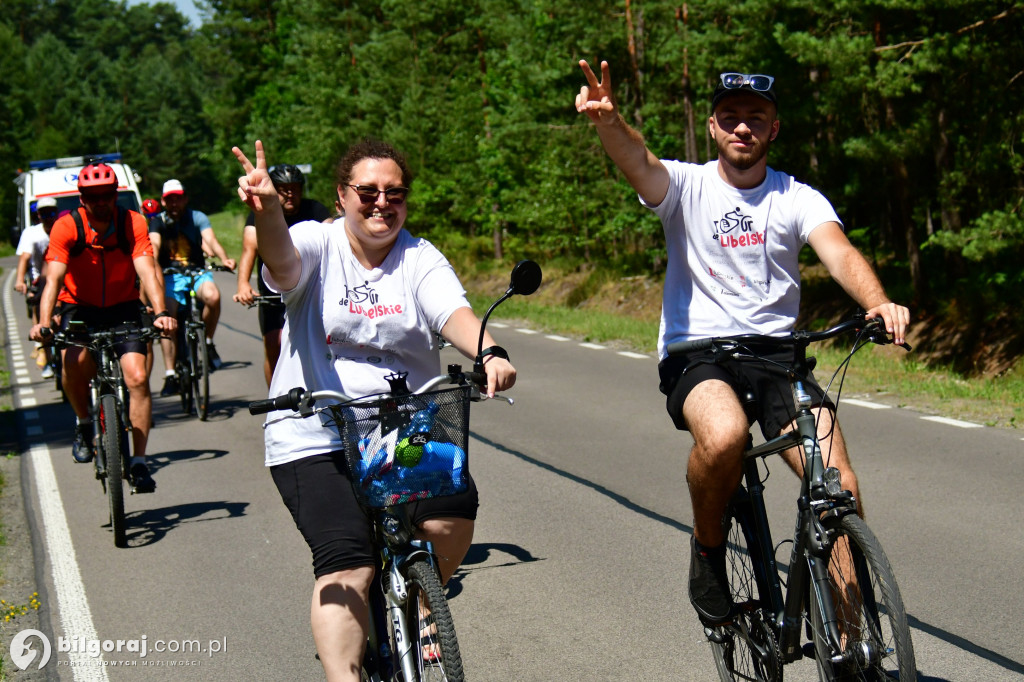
[0,0,1021,332]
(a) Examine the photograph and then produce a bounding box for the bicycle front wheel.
[709,489,782,682]
[190,330,210,420]
[99,394,127,548]
[403,559,464,682]
[809,514,916,681]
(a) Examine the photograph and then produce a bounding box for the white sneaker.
[41,364,54,380]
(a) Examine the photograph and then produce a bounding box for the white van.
[12,153,144,244]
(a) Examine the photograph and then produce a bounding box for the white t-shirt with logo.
[644,160,840,358]
[261,221,470,466]
[15,223,49,280]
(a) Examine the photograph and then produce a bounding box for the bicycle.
[50,321,162,548]
[667,314,917,682]
[162,263,232,420]
[249,259,542,682]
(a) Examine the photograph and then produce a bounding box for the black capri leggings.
[271,451,479,578]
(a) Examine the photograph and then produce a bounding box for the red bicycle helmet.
[142,198,161,215]
[77,163,118,191]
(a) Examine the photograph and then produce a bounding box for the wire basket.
[326,386,472,508]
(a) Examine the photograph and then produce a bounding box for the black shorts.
[658,348,835,439]
[271,451,480,578]
[58,301,149,357]
[258,302,286,335]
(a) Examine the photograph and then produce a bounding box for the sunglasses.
[80,192,117,204]
[346,184,410,205]
[719,73,775,92]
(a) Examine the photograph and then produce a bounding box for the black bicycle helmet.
[268,164,305,188]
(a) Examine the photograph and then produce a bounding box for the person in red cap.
[149,178,236,396]
[30,163,176,492]
[576,61,910,626]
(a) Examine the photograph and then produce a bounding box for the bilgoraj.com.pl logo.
[9,629,51,670]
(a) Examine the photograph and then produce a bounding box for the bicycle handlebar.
[665,315,911,357]
[245,294,283,309]
[50,323,162,350]
[248,368,491,416]
[163,263,234,277]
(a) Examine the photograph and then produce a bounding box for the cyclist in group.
[233,138,516,682]
[149,179,236,396]
[15,197,60,380]
[28,163,176,491]
[575,61,909,625]
[141,198,161,219]
[233,163,332,385]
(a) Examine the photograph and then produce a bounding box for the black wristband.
[478,345,509,361]
[154,311,171,319]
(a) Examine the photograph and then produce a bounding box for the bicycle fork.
[368,543,437,682]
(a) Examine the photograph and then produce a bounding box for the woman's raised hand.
[232,140,278,213]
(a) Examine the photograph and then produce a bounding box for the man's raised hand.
[575,60,618,125]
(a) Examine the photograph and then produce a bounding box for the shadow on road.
[120,500,249,547]
[447,542,543,599]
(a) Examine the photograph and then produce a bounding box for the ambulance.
[13,153,143,244]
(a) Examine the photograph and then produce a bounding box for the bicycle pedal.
[704,627,729,644]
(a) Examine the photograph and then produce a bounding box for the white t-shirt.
[261,221,470,466]
[643,160,841,358]
[15,223,49,281]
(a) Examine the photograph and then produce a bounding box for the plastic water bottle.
[395,402,440,466]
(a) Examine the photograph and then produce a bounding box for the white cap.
[36,197,58,209]
[162,179,185,197]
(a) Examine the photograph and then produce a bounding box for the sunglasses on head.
[719,73,775,92]
[346,184,410,205]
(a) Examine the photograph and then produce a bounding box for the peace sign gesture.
[575,60,619,126]
[232,140,279,214]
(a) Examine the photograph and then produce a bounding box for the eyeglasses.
[80,192,117,204]
[37,209,58,217]
[346,184,409,205]
[719,73,775,92]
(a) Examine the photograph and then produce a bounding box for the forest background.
[1,0,1022,382]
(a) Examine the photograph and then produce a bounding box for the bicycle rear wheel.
[99,394,127,548]
[403,559,464,682]
[190,329,210,420]
[709,489,782,682]
[809,514,916,681]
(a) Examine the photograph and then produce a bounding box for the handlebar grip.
[464,371,487,388]
[665,338,714,356]
[248,386,307,415]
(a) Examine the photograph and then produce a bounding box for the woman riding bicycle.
[233,138,516,682]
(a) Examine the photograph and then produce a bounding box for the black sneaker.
[129,462,156,493]
[207,343,222,370]
[71,423,94,464]
[160,375,180,397]
[689,536,733,624]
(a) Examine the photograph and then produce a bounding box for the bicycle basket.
[327,386,471,508]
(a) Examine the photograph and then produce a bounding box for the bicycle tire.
[403,559,464,682]
[99,394,127,548]
[191,329,210,420]
[176,360,192,414]
[709,490,782,682]
[808,514,916,681]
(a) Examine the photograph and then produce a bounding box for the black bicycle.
[250,260,542,682]
[52,321,161,548]
[667,315,917,681]
[163,263,232,420]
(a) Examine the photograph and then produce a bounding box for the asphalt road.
[3,265,1022,681]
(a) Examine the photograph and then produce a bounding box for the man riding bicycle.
[149,179,236,395]
[576,62,910,625]
[29,163,176,492]
[15,196,60,379]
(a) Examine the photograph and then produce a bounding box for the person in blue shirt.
[149,179,237,395]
